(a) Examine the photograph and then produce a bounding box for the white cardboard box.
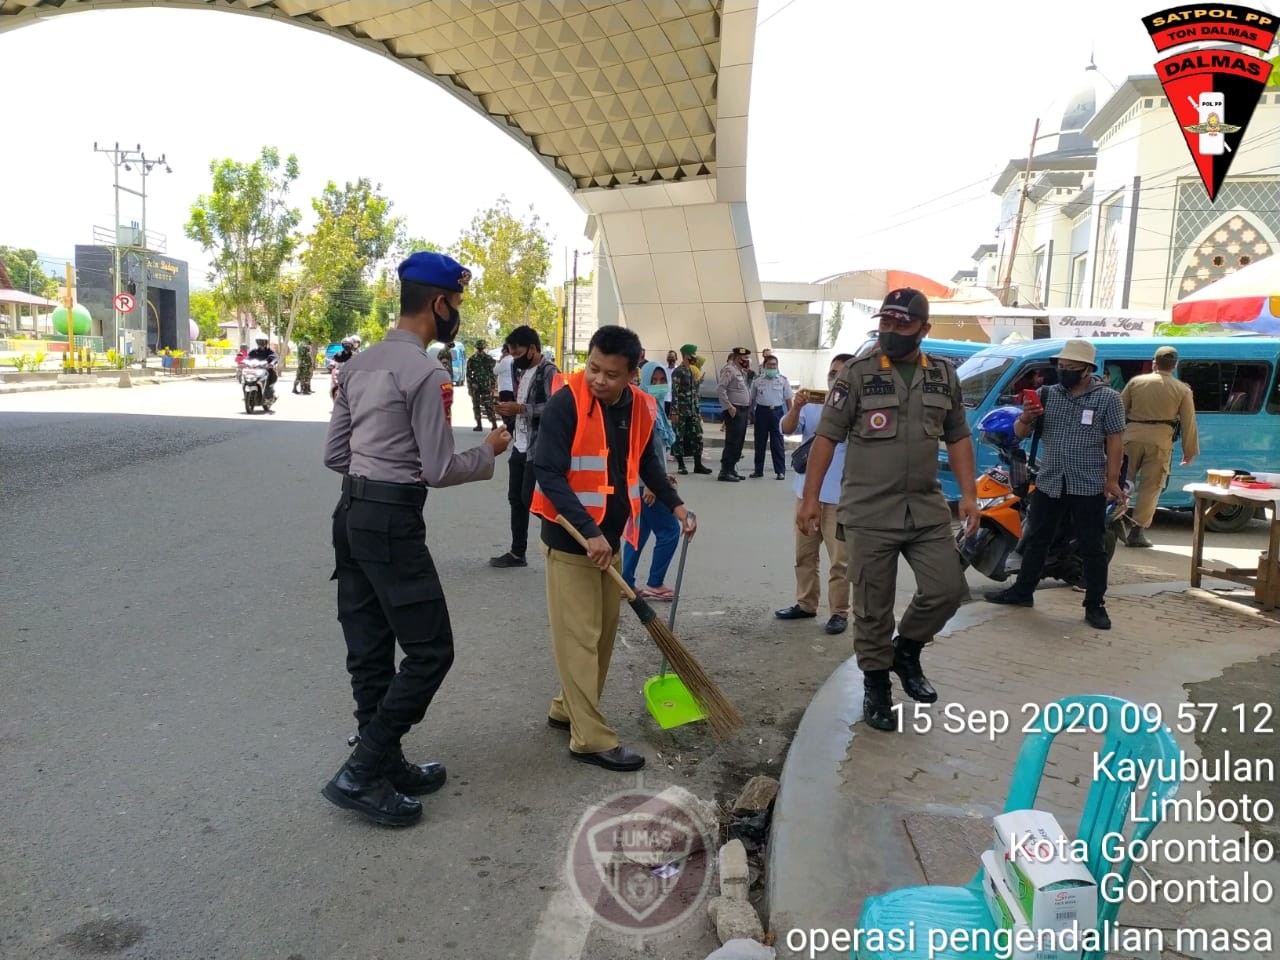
[980,850,1038,960]
[991,810,1098,958]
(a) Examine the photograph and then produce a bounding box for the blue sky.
[2,0,1198,289]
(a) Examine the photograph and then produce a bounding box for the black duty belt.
[342,475,426,507]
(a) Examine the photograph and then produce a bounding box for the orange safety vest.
[529,370,657,549]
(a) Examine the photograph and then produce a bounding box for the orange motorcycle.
[956,406,1131,584]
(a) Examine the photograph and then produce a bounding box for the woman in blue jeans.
[623,361,682,600]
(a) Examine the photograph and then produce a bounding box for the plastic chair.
[853,694,1181,960]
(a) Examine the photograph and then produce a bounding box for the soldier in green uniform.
[465,339,499,432]
[670,343,713,475]
[294,335,314,395]
[797,289,979,732]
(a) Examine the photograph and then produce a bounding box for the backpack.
[791,435,815,475]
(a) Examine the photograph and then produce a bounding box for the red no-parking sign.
[113,293,136,313]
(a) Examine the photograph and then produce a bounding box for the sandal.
[637,585,674,601]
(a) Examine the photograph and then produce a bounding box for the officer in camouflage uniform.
[465,340,499,432]
[294,336,314,395]
[671,343,713,475]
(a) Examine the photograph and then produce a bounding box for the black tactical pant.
[332,488,454,750]
[721,408,749,473]
[508,448,538,558]
[1012,490,1109,609]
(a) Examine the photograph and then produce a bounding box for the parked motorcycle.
[241,358,276,414]
[956,405,1132,585]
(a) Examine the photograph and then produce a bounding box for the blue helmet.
[977,405,1024,450]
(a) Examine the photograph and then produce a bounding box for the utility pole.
[94,142,169,365]
[999,117,1040,307]
[570,249,579,373]
[63,262,76,372]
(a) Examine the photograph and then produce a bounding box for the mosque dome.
[1034,58,1116,156]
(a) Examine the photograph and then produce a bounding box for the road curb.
[0,373,238,395]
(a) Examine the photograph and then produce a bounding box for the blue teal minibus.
[852,337,990,366]
[939,336,1280,531]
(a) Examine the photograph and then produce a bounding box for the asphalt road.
[1,379,1270,960]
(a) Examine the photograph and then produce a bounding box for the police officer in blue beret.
[322,251,511,827]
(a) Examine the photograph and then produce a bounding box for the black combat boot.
[676,456,688,475]
[692,454,713,475]
[322,739,423,827]
[892,636,937,703]
[863,670,896,732]
[381,746,447,796]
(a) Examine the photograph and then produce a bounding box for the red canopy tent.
[1171,255,1280,334]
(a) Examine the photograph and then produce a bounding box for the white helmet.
[350,335,362,347]
[341,337,354,348]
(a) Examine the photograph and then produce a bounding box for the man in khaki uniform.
[1120,345,1199,547]
[798,289,979,732]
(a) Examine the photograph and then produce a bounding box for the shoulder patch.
[440,380,454,424]
[826,381,850,411]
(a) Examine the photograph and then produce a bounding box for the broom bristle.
[643,619,742,739]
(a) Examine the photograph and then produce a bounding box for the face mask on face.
[434,300,461,343]
[878,329,922,360]
[646,384,669,401]
[764,368,779,379]
[1059,368,1085,389]
[512,353,532,374]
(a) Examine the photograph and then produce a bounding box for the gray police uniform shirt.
[324,328,495,488]
[816,350,969,531]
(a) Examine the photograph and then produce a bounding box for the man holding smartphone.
[986,339,1126,629]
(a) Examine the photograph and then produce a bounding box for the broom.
[555,515,742,738]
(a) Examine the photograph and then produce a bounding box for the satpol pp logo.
[566,781,716,940]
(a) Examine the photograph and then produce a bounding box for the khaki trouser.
[845,523,967,672]
[544,545,623,753]
[1125,438,1172,529]
[795,499,850,617]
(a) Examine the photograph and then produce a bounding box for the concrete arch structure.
[1,0,767,356]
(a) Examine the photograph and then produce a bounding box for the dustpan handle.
[667,512,694,632]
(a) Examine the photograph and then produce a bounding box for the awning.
[1171,255,1280,333]
[0,288,60,308]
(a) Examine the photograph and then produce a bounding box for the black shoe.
[775,473,786,480]
[863,671,896,732]
[322,742,423,827]
[547,716,570,731]
[381,747,447,796]
[1085,606,1112,630]
[892,636,937,703]
[1126,527,1153,548]
[775,604,817,620]
[473,425,483,432]
[985,588,1034,607]
[749,471,764,478]
[677,466,689,475]
[489,552,528,568]
[571,745,645,771]
[717,472,742,482]
[693,459,713,474]
[730,470,747,480]
[824,614,848,635]
[693,466,714,475]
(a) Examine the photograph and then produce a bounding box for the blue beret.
[397,251,472,293]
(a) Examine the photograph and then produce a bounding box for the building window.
[1094,196,1125,309]
[1179,215,1274,297]
[1179,362,1272,413]
[1143,98,1154,108]
[1069,253,1088,306]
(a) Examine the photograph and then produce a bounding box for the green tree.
[450,197,552,341]
[280,178,402,359]
[185,146,302,348]
[0,247,58,298]
[189,289,223,340]
[826,301,845,346]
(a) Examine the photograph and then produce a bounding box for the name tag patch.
[1081,408,1094,426]
[922,381,951,396]
[861,374,895,397]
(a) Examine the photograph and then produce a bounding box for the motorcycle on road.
[241,358,277,415]
[956,405,1133,585]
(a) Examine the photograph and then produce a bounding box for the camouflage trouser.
[672,413,703,458]
[296,364,312,390]
[472,391,497,425]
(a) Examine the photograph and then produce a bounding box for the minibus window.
[1179,361,1273,413]
[956,355,1013,408]
[1268,365,1280,415]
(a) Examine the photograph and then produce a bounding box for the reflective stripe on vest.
[528,371,657,549]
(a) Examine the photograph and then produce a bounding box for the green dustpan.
[644,516,707,729]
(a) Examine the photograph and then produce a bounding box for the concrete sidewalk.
[0,371,239,394]
[766,578,1280,960]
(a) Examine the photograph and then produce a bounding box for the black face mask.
[1059,368,1085,389]
[878,330,922,360]
[512,354,533,374]
[435,301,461,343]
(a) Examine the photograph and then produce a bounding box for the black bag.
[791,435,815,475]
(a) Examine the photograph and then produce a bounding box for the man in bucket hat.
[986,338,1126,629]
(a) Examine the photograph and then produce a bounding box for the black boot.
[381,746,447,796]
[693,454,713,475]
[322,739,423,827]
[892,636,937,703]
[863,670,896,731]
[676,456,688,475]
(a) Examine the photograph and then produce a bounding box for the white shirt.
[513,362,536,453]
[496,354,514,393]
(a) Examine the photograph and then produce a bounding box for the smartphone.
[1020,389,1040,407]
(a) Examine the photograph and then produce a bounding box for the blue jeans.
[622,497,681,588]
